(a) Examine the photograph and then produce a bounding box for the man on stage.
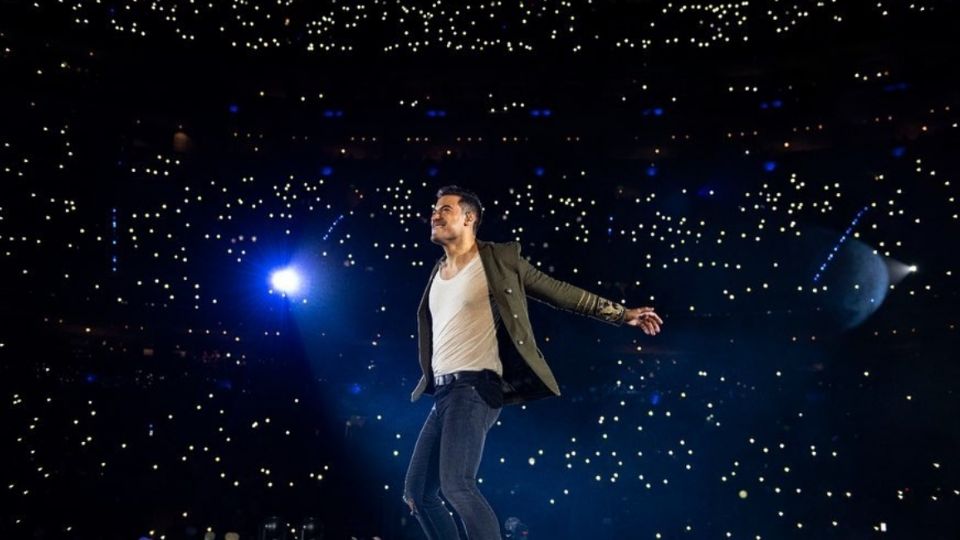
[402,185,663,539]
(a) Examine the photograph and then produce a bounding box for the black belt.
[434,369,500,388]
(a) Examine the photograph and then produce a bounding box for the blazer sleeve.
[512,242,627,326]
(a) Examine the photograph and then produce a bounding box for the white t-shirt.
[429,254,503,378]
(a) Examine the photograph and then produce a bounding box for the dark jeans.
[403,372,503,540]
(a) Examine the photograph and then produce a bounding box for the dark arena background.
[1,1,959,539]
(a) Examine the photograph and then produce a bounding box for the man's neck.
[442,237,479,268]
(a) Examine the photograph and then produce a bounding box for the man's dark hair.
[436,185,483,234]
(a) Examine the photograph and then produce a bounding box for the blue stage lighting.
[812,205,870,283]
[271,268,302,294]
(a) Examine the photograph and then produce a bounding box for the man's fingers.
[634,308,664,325]
[628,310,663,335]
[632,316,653,334]
[641,311,663,325]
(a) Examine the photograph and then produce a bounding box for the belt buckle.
[440,372,463,386]
[436,370,490,388]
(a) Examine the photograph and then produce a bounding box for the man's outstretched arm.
[513,243,663,335]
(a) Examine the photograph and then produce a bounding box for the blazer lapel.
[417,257,442,378]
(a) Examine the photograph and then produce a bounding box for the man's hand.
[624,307,663,335]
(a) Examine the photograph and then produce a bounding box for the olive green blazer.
[410,239,627,406]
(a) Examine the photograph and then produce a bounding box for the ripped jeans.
[403,374,503,540]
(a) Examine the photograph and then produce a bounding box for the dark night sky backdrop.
[1,1,958,539]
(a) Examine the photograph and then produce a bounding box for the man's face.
[429,194,472,244]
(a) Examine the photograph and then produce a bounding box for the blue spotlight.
[646,165,658,177]
[534,166,545,177]
[228,104,239,114]
[270,268,302,295]
[764,161,778,172]
[892,146,906,158]
[321,166,333,176]
[349,383,362,395]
